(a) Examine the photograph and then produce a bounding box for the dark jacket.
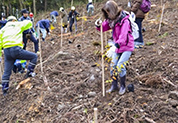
[68,11,79,22]
[0,20,7,29]
[36,19,50,33]
[131,0,145,18]
[86,3,92,10]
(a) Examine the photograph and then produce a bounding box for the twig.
[145,117,156,123]
[162,77,177,88]
[158,4,165,32]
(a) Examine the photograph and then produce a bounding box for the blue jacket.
[0,20,7,29]
[36,19,50,33]
[50,11,59,16]
[18,16,32,33]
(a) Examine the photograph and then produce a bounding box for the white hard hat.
[71,6,75,10]
[89,0,92,3]
[60,7,64,12]
[7,16,17,21]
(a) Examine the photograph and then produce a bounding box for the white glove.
[106,41,116,58]
[95,18,102,27]
[48,32,50,35]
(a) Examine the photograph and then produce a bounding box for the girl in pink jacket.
[96,0,134,95]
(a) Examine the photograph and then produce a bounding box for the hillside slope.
[0,0,178,123]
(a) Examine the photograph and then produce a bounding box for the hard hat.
[60,7,64,12]
[89,0,92,3]
[7,16,17,21]
[29,12,33,17]
[71,6,75,11]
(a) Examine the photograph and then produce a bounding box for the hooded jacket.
[131,0,145,18]
[0,20,32,57]
[97,11,134,53]
[50,11,59,16]
[36,19,50,33]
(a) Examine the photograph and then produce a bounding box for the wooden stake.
[105,31,107,46]
[94,108,98,123]
[71,0,73,7]
[158,4,165,32]
[38,24,43,74]
[82,11,84,31]
[60,15,63,48]
[100,24,105,97]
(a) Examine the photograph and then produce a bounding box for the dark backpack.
[140,0,151,13]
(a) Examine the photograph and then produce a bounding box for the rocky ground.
[0,0,178,123]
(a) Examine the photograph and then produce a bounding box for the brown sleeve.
[131,0,142,14]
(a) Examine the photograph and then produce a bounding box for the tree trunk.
[19,0,23,10]
[33,0,36,16]
[45,0,47,12]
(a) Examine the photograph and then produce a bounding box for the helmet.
[60,7,64,12]
[29,12,33,17]
[7,16,17,21]
[71,6,75,11]
[88,0,92,3]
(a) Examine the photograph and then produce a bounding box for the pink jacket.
[97,15,134,53]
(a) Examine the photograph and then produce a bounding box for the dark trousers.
[69,19,77,32]
[135,18,144,43]
[2,46,38,84]
[23,33,39,53]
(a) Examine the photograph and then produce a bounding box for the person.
[95,0,134,95]
[131,0,145,48]
[0,16,38,95]
[13,59,27,74]
[86,0,94,17]
[36,19,51,41]
[68,6,80,33]
[29,12,35,33]
[0,15,7,29]
[19,9,39,53]
[50,11,59,25]
[60,7,68,33]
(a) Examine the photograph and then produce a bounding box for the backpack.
[140,0,151,13]
[125,11,139,40]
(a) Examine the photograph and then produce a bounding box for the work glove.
[48,32,50,35]
[95,18,102,27]
[106,41,116,58]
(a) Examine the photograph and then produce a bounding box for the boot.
[119,76,126,95]
[106,76,119,93]
[2,82,9,96]
[24,63,36,79]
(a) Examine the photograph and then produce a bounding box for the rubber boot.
[106,76,119,93]
[119,76,126,95]
[2,82,9,96]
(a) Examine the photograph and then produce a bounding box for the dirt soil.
[0,0,178,123]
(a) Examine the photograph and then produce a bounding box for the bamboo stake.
[105,31,107,46]
[71,0,73,7]
[60,15,63,48]
[94,108,98,123]
[100,23,105,97]
[158,4,165,32]
[38,24,43,74]
[82,11,84,31]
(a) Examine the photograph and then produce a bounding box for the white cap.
[89,0,92,3]
[7,16,17,21]
[71,6,75,10]
[60,7,64,12]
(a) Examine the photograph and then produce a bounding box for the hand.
[95,18,102,27]
[106,45,116,58]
